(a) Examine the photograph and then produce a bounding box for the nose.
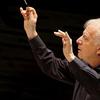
[76,36,82,45]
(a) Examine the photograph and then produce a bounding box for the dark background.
[0,0,100,100]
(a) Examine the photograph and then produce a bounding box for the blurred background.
[0,0,100,100]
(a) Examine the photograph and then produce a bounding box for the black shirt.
[29,35,100,100]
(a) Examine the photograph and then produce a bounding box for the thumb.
[20,7,26,19]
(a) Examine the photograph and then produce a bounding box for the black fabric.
[29,35,100,100]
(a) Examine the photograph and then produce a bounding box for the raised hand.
[54,30,75,62]
[20,7,38,39]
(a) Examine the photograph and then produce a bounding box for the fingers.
[54,30,70,39]
[20,7,37,20]
[20,7,28,20]
[54,30,65,38]
[26,7,37,17]
[20,7,25,16]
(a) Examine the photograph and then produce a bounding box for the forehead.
[84,24,98,37]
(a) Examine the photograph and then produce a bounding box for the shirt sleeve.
[29,35,74,85]
[68,57,100,95]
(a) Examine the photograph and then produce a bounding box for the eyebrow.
[83,30,90,38]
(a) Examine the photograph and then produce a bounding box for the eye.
[83,35,88,40]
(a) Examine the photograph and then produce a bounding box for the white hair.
[84,18,100,45]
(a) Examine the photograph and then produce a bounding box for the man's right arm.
[20,6,74,84]
[29,35,74,84]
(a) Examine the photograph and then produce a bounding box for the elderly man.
[20,7,100,100]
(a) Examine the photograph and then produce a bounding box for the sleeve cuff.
[29,35,46,50]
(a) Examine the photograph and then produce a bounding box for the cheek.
[80,46,92,56]
[79,49,91,59]
[84,46,96,56]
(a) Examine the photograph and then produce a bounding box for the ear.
[97,46,100,56]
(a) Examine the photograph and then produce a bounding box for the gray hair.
[84,18,100,45]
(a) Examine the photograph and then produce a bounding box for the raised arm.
[20,7,38,39]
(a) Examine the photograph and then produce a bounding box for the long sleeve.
[68,57,100,96]
[29,35,74,85]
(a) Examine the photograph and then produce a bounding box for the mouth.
[78,48,81,52]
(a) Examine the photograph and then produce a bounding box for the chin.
[78,54,83,59]
[78,55,87,63]
[77,53,81,58]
